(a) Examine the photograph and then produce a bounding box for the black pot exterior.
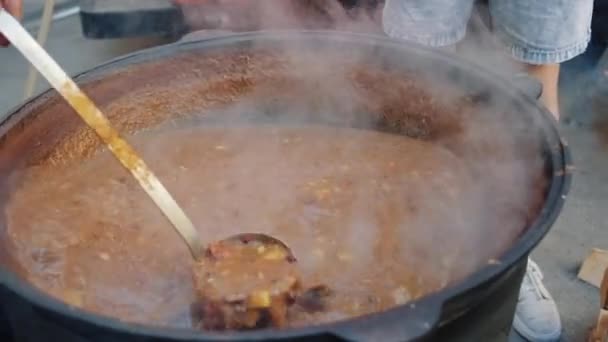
[0,31,572,342]
[0,257,528,342]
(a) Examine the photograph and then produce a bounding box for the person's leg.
[382,0,476,48]
[489,0,594,121]
[525,64,560,119]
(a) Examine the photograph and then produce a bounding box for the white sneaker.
[513,259,562,342]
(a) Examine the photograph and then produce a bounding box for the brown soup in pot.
[4,123,539,329]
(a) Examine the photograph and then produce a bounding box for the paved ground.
[1,4,607,342]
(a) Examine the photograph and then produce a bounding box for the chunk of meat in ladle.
[192,234,302,330]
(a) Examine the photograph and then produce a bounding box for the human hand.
[0,0,23,46]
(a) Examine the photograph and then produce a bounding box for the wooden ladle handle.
[0,9,204,260]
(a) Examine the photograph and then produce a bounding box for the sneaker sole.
[513,314,561,342]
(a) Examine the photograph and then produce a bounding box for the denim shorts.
[382,0,594,64]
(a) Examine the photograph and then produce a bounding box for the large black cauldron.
[0,31,571,341]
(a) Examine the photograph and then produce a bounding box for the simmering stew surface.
[5,124,533,329]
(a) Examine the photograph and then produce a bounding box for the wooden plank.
[589,309,608,342]
[579,249,608,288]
[588,268,608,342]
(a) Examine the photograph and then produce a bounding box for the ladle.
[0,9,294,262]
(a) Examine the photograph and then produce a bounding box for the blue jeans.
[382,0,594,65]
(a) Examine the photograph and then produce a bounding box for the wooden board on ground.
[579,249,608,288]
[588,267,608,342]
[589,309,608,342]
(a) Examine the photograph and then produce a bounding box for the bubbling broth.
[5,124,531,329]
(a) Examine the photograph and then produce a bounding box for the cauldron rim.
[0,30,572,341]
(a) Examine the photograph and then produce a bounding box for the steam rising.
[175,0,546,280]
[179,0,381,33]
